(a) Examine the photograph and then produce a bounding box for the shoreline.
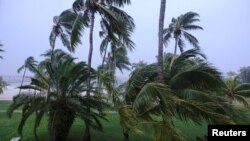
[0,85,30,100]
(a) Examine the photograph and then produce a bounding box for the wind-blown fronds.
[71,11,89,50]
[50,9,81,52]
[119,105,142,134]
[164,11,203,54]
[104,0,131,7]
[0,44,4,59]
[118,49,248,141]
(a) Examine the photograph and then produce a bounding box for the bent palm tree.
[164,12,203,54]
[17,56,38,95]
[119,49,247,141]
[7,56,105,141]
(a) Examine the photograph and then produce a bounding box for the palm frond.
[118,105,142,134]
[17,65,25,73]
[59,9,78,25]
[60,33,72,51]
[106,0,132,7]
[236,90,250,97]
[133,83,177,116]
[180,12,200,25]
[34,110,45,141]
[234,83,250,91]
[99,37,109,56]
[0,44,5,59]
[97,3,117,21]
[176,100,235,125]
[49,28,57,48]
[170,64,223,91]
[163,28,172,46]
[178,38,185,53]
[183,31,200,49]
[183,25,203,30]
[234,95,249,107]
[152,118,186,141]
[71,11,89,50]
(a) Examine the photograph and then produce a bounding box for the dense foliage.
[7,50,106,141]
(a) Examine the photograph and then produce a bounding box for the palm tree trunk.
[101,44,108,69]
[123,128,129,141]
[83,10,95,141]
[158,0,166,83]
[174,38,178,55]
[51,33,56,62]
[19,67,27,95]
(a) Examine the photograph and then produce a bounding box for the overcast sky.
[0,0,250,80]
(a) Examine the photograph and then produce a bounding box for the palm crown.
[164,12,203,54]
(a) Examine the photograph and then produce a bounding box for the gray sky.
[0,0,250,79]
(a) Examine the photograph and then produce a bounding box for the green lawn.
[0,100,209,141]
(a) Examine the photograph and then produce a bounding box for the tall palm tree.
[163,12,203,55]
[53,1,135,140]
[17,56,38,95]
[8,55,105,141]
[220,76,250,106]
[158,0,167,83]
[119,49,247,141]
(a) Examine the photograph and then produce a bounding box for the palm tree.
[220,76,250,106]
[0,43,4,59]
[17,56,38,95]
[118,49,247,141]
[158,0,167,83]
[53,1,135,140]
[163,12,203,55]
[7,55,105,141]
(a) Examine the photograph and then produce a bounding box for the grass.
[0,100,213,141]
[0,100,13,111]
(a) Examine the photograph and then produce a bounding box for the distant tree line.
[226,66,250,83]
